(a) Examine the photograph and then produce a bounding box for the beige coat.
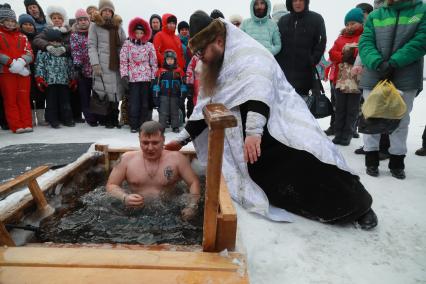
[88,13,126,102]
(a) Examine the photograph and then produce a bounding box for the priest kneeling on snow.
[106,121,201,221]
[166,11,378,229]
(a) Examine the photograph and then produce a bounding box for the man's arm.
[106,154,128,202]
[176,152,200,221]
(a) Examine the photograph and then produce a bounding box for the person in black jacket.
[275,0,326,97]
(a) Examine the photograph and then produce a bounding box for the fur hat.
[86,5,97,13]
[189,10,213,38]
[75,8,89,20]
[98,0,115,14]
[344,8,364,25]
[18,13,35,26]
[228,14,243,24]
[177,21,189,32]
[45,28,62,42]
[0,3,16,22]
[210,9,224,19]
[189,14,225,54]
[128,17,151,43]
[46,5,68,26]
[24,0,45,20]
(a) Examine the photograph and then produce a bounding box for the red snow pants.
[0,73,32,132]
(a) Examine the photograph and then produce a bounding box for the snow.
[1,88,425,283]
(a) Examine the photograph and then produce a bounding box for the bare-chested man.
[106,121,200,221]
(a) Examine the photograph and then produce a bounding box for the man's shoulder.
[121,150,141,161]
[163,150,186,161]
[306,11,325,22]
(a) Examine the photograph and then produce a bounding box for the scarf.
[100,19,120,71]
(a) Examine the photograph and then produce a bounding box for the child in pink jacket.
[120,17,157,133]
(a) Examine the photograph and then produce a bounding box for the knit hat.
[177,21,189,32]
[356,3,373,15]
[18,13,35,26]
[45,28,62,42]
[75,8,89,20]
[0,3,16,22]
[210,9,224,19]
[344,8,364,25]
[98,0,115,15]
[189,10,212,38]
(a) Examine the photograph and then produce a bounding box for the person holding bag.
[359,0,425,179]
[328,8,364,146]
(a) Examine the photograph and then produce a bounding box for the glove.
[46,45,66,57]
[351,65,363,76]
[69,79,78,91]
[152,84,160,93]
[18,67,30,77]
[377,61,395,80]
[92,64,102,76]
[35,77,48,92]
[9,58,26,73]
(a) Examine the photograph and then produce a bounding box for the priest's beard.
[200,47,224,97]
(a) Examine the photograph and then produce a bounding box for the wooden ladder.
[0,165,50,246]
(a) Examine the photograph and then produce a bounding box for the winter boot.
[324,126,335,136]
[356,209,378,230]
[389,155,406,180]
[339,135,352,146]
[365,151,379,177]
[36,109,49,126]
[354,146,366,155]
[415,147,426,156]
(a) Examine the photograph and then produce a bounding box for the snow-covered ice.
[0,85,425,283]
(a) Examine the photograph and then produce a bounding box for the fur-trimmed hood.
[128,17,151,43]
[161,13,177,35]
[46,5,68,26]
[93,12,122,27]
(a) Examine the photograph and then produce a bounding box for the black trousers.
[329,82,336,128]
[248,130,372,224]
[45,84,73,124]
[30,75,46,109]
[334,89,361,139]
[422,125,426,147]
[128,81,150,129]
[78,77,99,124]
[70,85,82,120]
[0,94,7,128]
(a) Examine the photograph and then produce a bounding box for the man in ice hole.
[106,121,200,221]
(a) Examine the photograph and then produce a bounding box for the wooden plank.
[0,165,50,197]
[203,129,225,252]
[27,179,48,210]
[0,247,244,272]
[0,267,249,284]
[216,214,237,252]
[26,243,203,252]
[219,175,237,221]
[0,221,15,246]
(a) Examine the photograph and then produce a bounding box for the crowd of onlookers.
[0,0,424,165]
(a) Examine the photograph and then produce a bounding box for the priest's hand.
[165,140,182,151]
[244,135,261,164]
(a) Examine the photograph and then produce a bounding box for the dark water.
[39,172,205,245]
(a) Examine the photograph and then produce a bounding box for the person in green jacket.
[359,0,425,180]
[240,0,281,55]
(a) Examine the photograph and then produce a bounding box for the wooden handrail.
[0,165,50,197]
[202,104,237,252]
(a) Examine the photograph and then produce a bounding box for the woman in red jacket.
[0,5,34,133]
[153,13,185,72]
[328,8,364,146]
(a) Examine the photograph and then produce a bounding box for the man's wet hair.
[139,121,165,136]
